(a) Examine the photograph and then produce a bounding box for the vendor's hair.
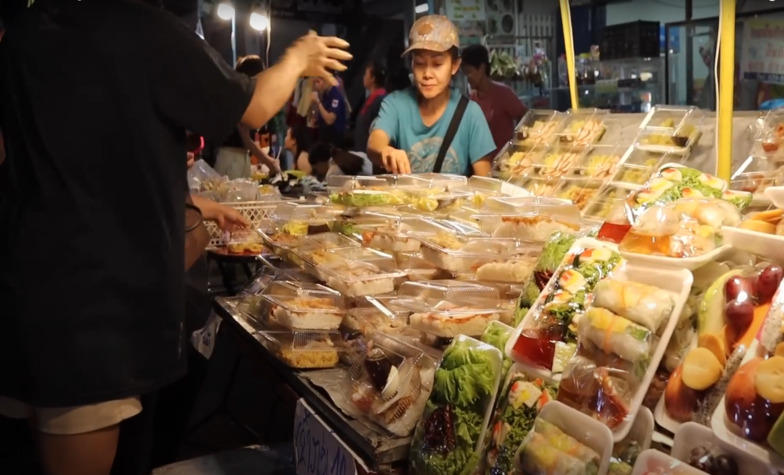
[461,44,489,70]
[308,142,332,166]
[235,55,265,77]
[367,62,387,88]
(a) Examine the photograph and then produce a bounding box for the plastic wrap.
[513,401,613,475]
[483,367,556,474]
[620,198,742,259]
[343,332,437,437]
[409,336,503,475]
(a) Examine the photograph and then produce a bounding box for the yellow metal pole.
[717,0,736,182]
[559,0,579,110]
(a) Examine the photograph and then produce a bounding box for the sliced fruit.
[381,365,400,400]
[682,347,723,390]
[755,356,784,404]
[698,269,744,337]
[736,302,772,351]
[698,333,727,365]
[664,364,699,422]
[726,357,784,442]
[767,406,784,457]
[776,342,784,358]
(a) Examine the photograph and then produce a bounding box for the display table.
[213,297,412,474]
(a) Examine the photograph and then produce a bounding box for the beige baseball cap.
[401,15,460,57]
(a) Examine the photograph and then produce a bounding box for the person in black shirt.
[0,2,350,475]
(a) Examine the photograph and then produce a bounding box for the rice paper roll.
[516,432,597,475]
[533,419,601,467]
[592,279,673,332]
[578,307,652,364]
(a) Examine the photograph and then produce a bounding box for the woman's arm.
[238,125,281,174]
[313,95,337,125]
[367,129,410,174]
[472,157,492,177]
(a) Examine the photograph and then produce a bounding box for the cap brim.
[401,41,453,57]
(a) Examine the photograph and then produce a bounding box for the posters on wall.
[740,18,784,85]
[445,0,487,22]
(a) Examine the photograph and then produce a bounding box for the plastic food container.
[343,294,410,333]
[514,109,565,148]
[495,144,549,180]
[672,422,777,475]
[420,235,534,273]
[461,175,531,198]
[519,176,561,197]
[394,280,501,338]
[534,149,585,179]
[574,145,625,180]
[357,217,449,253]
[403,189,474,213]
[507,237,693,442]
[409,336,503,475]
[394,251,444,281]
[390,172,467,190]
[260,281,344,331]
[326,174,393,190]
[513,401,614,475]
[637,106,705,154]
[305,247,407,298]
[631,449,706,475]
[256,329,342,369]
[343,331,437,437]
[554,178,604,210]
[474,199,581,243]
[730,154,784,205]
[554,108,609,150]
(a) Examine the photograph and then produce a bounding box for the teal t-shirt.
[372,87,495,175]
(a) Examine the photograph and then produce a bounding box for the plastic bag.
[187,159,222,192]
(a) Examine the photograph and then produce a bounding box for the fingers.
[322,58,349,72]
[324,48,353,62]
[322,36,350,49]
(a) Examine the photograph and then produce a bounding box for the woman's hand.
[286,32,352,87]
[191,196,250,232]
[381,146,411,174]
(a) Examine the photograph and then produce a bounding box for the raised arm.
[240,34,352,129]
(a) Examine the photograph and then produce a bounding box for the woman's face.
[363,66,374,90]
[412,50,460,100]
[284,128,297,152]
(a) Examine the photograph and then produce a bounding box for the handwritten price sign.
[294,399,357,475]
[445,0,486,22]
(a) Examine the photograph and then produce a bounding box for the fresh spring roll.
[517,432,593,475]
[534,419,601,468]
[578,307,652,364]
[592,279,674,332]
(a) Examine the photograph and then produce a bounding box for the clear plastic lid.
[260,280,343,313]
[482,195,576,214]
[326,174,393,191]
[390,172,467,190]
[519,176,561,197]
[420,235,530,258]
[583,186,635,221]
[396,279,500,307]
[554,179,605,210]
[305,247,407,297]
[344,294,411,332]
[514,109,565,148]
[257,330,342,369]
[637,106,705,154]
[533,148,585,179]
[730,154,784,195]
[495,145,548,180]
[573,145,625,180]
[554,108,609,149]
[403,189,474,213]
[270,201,343,222]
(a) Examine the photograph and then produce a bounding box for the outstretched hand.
[286,32,352,86]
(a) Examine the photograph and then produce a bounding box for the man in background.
[461,44,526,156]
[311,75,348,147]
[354,62,386,153]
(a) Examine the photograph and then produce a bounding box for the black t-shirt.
[0,1,254,406]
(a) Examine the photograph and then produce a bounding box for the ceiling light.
[249,11,270,31]
[216,2,235,20]
[415,3,429,14]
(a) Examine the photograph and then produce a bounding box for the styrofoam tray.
[672,422,778,475]
[620,244,733,271]
[621,406,654,452]
[722,226,784,264]
[765,186,784,209]
[517,401,614,475]
[506,237,693,442]
[632,449,706,475]
[710,341,784,471]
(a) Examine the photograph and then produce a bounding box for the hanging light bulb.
[249,11,270,32]
[216,2,235,21]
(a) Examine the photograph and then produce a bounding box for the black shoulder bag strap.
[432,95,470,173]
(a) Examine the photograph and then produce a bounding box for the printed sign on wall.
[740,19,784,85]
[446,0,487,22]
